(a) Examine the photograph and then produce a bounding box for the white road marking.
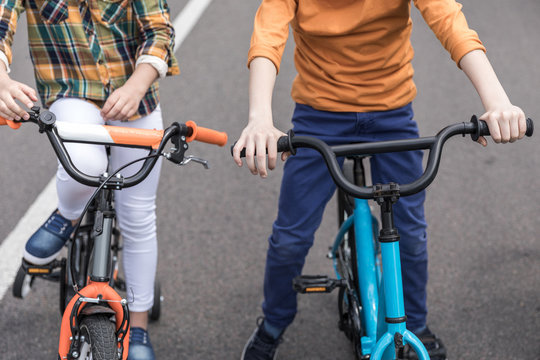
[0,178,57,299]
[0,0,214,301]
[172,0,214,50]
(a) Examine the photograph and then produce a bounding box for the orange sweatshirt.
[248,0,486,112]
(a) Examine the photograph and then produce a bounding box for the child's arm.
[459,50,526,146]
[102,0,177,121]
[101,0,177,121]
[0,0,38,121]
[131,0,177,77]
[100,63,159,121]
[414,0,526,145]
[232,0,296,177]
[232,57,287,178]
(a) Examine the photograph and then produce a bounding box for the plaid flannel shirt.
[0,0,179,117]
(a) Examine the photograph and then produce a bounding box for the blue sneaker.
[241,318,283,360]
[128,327,155,360]
[23,211,74,265]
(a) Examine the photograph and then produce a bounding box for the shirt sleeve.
[248,0,297,73]
[136,55,168,79]
[0,0,24,67]
[132,0,179,76]
[413,0,486,67]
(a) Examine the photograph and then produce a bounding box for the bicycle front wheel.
[78,314,118,360]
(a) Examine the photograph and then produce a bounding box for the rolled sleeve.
[0,0,24,66]
[414,0,486,67]
[136,54,168,78]
[248,0,296,74]
[132,0,179,76]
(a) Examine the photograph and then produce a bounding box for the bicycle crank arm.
[293,275,345,294]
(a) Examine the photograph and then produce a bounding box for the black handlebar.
[233,117,534,199]
[46,125,183,188]
[23,108,193,188]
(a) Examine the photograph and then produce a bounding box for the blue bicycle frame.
[284,117,533,360]
[332,197,429,360]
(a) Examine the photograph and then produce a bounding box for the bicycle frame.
[59,185,131,360]
[2,106,227,360]
[333,198,382,356]
[287,117,533,359]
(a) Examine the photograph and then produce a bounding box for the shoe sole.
[23,248,62,266]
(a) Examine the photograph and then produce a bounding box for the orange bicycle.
[2,107,227,359]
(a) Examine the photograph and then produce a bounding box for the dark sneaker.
[128,327,155,360]
[402,326,447,360]
[241,318,283,360]
[23,211,74,265]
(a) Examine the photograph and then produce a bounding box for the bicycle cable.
[69,153,161,293]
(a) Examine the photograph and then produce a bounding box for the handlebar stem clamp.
[373,183,400,205]
[99,174,124,190]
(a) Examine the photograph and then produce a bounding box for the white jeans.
[51,98,162,312]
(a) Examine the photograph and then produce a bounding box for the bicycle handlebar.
[0,108,228,188]
[0,116,21,129]
[235,117,534,199]
[185,120,228,146]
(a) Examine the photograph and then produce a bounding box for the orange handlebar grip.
[185,120,228,147]
[0,116,21,129]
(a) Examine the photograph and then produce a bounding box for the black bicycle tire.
[79,314,118,360]
[148,279,161,322]
[59,260,77,314]
[337,158,361,291]
[336,157,366,359]
[12,264,34,299]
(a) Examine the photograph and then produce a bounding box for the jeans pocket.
[39,0,69,24]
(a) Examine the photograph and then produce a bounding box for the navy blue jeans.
[262,103,428,331]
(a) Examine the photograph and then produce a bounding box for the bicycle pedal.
[21,259,61,276]
[292,275,345,294]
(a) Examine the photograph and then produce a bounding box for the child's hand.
[101,84,145,121]
[0,75,37,121]
[477,104,527,146]
[232,120,287,178]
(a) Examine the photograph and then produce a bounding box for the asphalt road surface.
[0,0,538,359]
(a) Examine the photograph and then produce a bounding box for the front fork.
[57,281,130,360]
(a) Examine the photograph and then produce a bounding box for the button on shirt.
[0,0,180,118]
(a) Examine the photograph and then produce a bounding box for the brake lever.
[180,155,209,169]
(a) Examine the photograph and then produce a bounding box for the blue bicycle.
[286,116,533,359]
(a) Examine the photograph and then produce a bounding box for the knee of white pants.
[56,167,107,220]
[116,198,157,247]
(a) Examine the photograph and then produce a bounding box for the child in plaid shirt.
[0,1,178,358]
